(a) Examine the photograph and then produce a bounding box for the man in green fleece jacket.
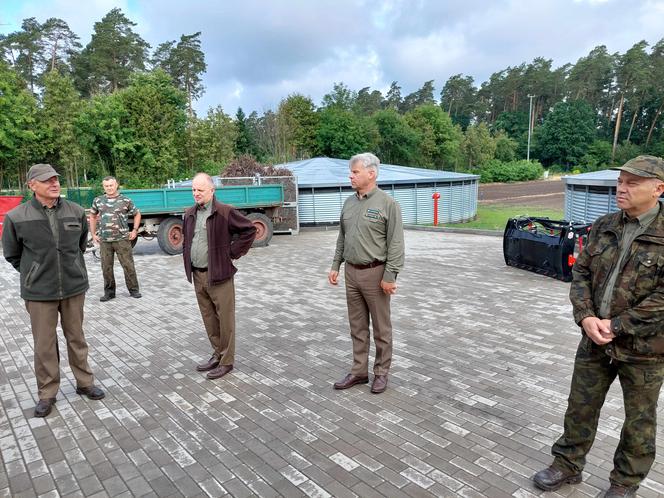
[2,164,105,418]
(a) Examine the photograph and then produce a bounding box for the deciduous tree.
[404,105,461,169]
[190,105,237,175]
[278,94,319,159]
[38,71,84,186]
[372,109,418,165]
[537,100,596,167]
[0,61,38,187]
[317,108,375,158]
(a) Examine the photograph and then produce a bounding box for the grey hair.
[350,152,380,176]
[102,176,117,183]
[193,172,215,188]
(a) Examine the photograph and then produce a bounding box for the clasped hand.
[581,316,615,345]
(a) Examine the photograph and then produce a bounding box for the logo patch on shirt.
[365,208,382,220]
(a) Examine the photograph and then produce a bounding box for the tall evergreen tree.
[645,39,664,147]
[1,18,44,92]
[152,32,206,117]
[383,81,402,110]
[440,74,476,129]
[354,87,383,115]
[74,8,150,95]
[612,41,650,160]
[400,80,435,112]
[234,107,254,156]
[40,18,80,75]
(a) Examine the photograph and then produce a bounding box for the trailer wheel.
[157,217,184,255]
[247,212,273,247]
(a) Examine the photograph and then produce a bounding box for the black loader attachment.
[503,216,592,282]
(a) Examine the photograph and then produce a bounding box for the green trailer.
[70,176,299,254]
[123,184,288,254]
[76,180,299,254]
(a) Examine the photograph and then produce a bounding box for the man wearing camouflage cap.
[2,164,105,417]
[534,155,664,498]
[89,176,141,301]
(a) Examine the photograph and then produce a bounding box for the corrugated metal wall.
[564,185,618,223]
[298,180,478,225]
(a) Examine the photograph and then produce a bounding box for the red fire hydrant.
[432,192,441,226]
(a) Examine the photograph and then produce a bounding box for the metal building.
[277,157,479,225]
[563,170,618,223]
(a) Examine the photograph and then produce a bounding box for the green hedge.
[478,159,544,183]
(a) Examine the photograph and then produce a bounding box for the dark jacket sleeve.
[1,215,21,271]
[228,208,257,259]
[612,288,664,337]
[79,210,89,253]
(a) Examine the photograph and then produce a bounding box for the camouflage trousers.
[100,239,139,296]
[552,335,664,487]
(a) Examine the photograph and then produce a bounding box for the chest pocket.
[364,208,384,223]
[635,252,664,278]
[64,221,81,231]
[587,242,613,274]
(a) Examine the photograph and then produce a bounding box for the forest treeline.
[1,8,663,188]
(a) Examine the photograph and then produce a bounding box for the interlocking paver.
[2,229,664,497]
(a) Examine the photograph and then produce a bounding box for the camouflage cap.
[611,155,664,181]
[27,164,60,182]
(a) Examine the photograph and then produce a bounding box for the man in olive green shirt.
[328,152,405,394]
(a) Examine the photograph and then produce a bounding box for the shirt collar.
[197,199,213,211]
[622,202,661,228]
[356,186,378,200]
[40,197,60,210]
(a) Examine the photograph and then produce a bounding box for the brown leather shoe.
[76,385,106,400]
[207,364,233,380]
[604,484,638,498]
[371,375,388,393]
[333,374,369,390]
[533,466,582,491]
[196,356,220,372]
[34,398,56,418]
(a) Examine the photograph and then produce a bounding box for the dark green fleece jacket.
[2,196,89,301]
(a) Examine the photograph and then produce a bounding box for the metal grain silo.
[279,157,479,225]
[562,170,618,223]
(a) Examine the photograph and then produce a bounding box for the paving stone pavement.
[1,229,663,498]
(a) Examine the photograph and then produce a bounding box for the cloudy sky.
[2,0,663,115]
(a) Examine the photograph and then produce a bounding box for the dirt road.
[479,178,565,210]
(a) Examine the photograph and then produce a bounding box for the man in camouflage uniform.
[534,156,664,498]
[90,176,141,301]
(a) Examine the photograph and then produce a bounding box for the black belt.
[192,266,208,272]
[346,260,385,270]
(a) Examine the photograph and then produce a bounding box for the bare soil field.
[479,178,565,210]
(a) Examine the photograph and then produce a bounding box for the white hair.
[350,152,380,176]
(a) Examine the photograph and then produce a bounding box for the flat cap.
[611,155,664,181]
[27,164,60,182]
